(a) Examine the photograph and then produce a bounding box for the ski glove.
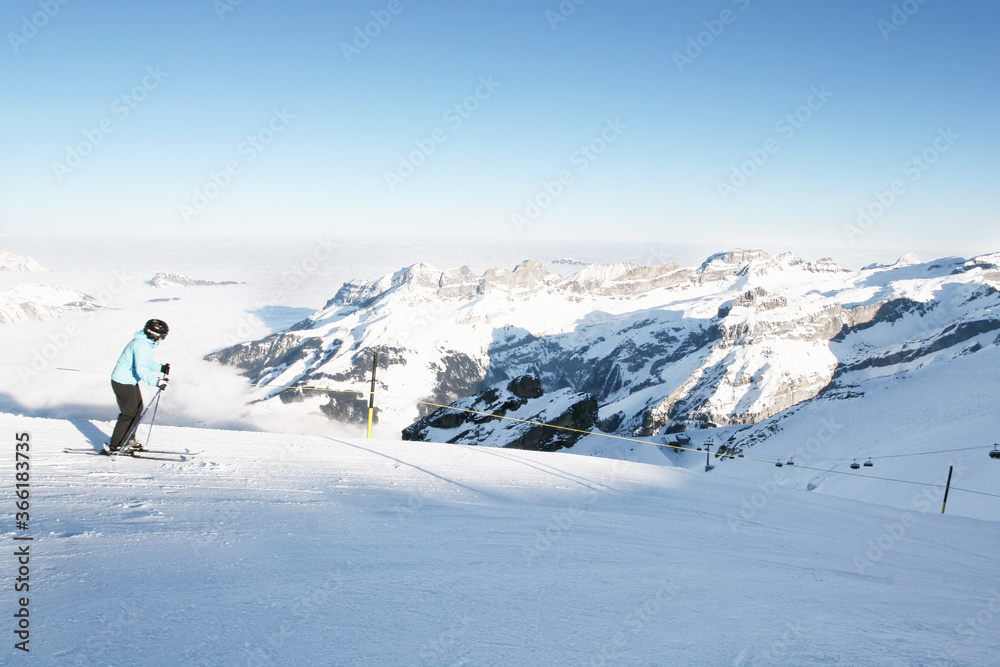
[161,363,170,375]
[157,378,169,391]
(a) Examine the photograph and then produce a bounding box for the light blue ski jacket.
[111,330,162,386]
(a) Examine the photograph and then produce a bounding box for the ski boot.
[127,439,146,453]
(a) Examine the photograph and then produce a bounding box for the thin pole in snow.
[705,442,714,472]
[941,465,954,514]
[366,351,378,439]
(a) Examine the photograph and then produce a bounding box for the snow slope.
[2,411,997,665]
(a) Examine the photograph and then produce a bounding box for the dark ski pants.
[110,381,143,450]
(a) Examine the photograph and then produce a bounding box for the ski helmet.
[144,319,169,340]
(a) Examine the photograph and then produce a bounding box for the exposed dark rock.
[833,298,934,342]
[505,396,599,452]
[732,286,787,311]
[597,411,624,432]
[417,351,488,418]
[402,375,597,452]
[320,393,376,424]
[835,318,1000,377]
[312,344,408,384]
[205,335,331,378]
[507,374,543,399]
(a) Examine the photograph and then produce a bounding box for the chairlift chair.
[850,459,861,470]
[786,458,795,466]
[990,445,1000,460]
[775,460,783,467]
[863,457,874,467]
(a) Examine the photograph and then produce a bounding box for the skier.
[105,319,170,454]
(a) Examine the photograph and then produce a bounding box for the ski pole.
[115,385,163,455]
[143,389,164,450]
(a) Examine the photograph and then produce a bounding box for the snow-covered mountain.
[0,283,104,324]
[0,250,46,272]
[147,272,240,288]
[205,249,1000,452]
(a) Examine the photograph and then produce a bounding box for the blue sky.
[1,0,997,254]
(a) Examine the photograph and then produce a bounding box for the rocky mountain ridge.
[205,249,1000,451]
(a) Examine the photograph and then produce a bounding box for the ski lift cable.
[787,462,1000,500]
[417,401,1000,500]
[865,446,987,459]
[797,445,986,462]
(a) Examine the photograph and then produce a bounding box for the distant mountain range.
[146,272,240,288]
[205,249,1000,452]
[0,283,103,325]
[0,251,46,273]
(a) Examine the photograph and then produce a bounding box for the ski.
[64,447,198,457]
[127,453,192,462]
[63,448,193,462]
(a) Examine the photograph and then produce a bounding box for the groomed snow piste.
[2,412,997,665]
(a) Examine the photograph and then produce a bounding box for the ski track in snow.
[2,413,998,666]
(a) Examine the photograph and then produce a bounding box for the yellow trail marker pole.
[941,465,953,514]
[366,351,378,439]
